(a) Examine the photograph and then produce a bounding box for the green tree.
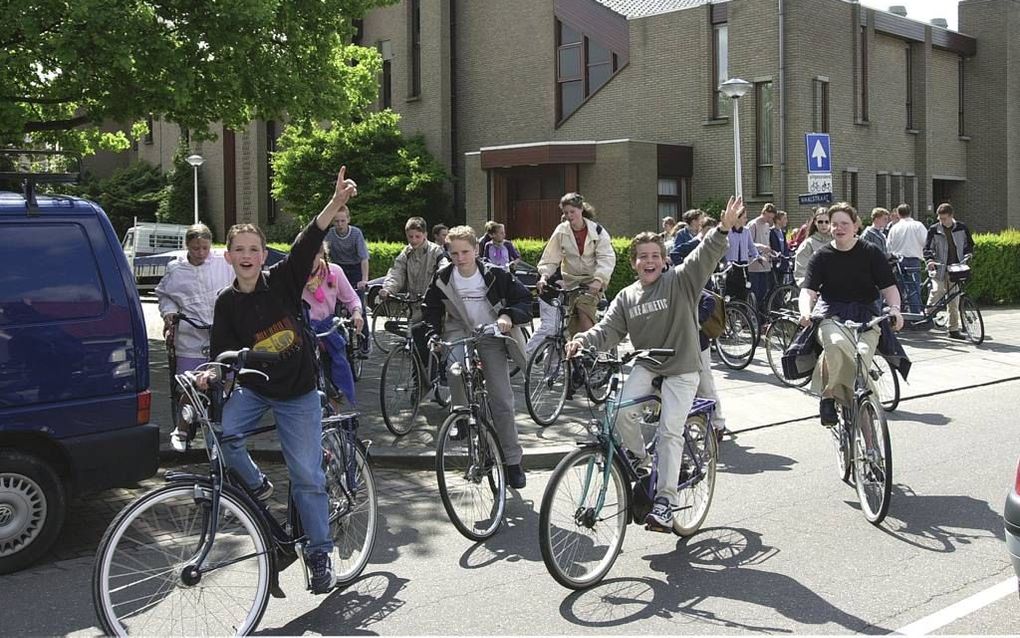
[157,142,209,229]
[1,0,390,155]
[272,111,451,241]
[71,161,165,238]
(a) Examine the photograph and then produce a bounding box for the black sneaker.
[507,464,526,489]
[948,330,966,340]
[252,476,274,501]
[819,398,838,427]
[305,550,336,594]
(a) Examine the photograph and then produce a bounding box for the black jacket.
[422,259,533,340]
[210,221,325,399]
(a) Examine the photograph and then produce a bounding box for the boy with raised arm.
[566,196,743,530]
[422,226,533,488]
[197,167,357,595]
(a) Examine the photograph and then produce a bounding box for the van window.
[122,230,135,250]
[0,224,106,326]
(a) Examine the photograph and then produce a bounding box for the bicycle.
[432,324,517,541]
[337,311,367,381]
[379,316,451,436]
[523,283,615,426]
[538,348,718,590]
[164,313,212,437]
[708,264,760,370]
[370,290,418,355]
[765,309,900,410]
[92,348,378,636]
[901,257,984,345]
[822,313,894,524]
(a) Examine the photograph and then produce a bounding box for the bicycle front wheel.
[436,412,506,541]
[765,317,810,387]
[673,415,718,536]
[853,397,892,524]
[584,348,618,404]
[539,447,629,590]
[323,431,377,585]
[960,296,985,345]
[380,345,422,436]
[833,405,853,484]
[870,355,900,412]
[93,483,271,637]
[524,339,569,426]
[764,283,799,316]
[371,303,405,355]
[715,301,757,370]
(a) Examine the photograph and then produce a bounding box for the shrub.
[157,140,210,231]
[70,161,164,239]
[968,229,1020,305]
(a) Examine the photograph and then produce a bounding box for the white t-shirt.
[887,217,927,259]
[452,268,497,328]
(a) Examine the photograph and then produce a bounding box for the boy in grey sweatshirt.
[566,196,744,530]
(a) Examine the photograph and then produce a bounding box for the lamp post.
[185,154,205,225]
[719,78,752,199]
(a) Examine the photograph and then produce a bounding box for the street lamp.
[185,154,205,225]
[719,78,752,199]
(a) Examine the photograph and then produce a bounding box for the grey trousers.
[447,335,523,465]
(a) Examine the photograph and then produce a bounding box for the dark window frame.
[813,78,830,133]
[712,23,729,119]
[842,170,859,210]
[958,56,966,136]
[657,176,689,220]
[859,26,869,122]
[905,45,914,129]
[408,0,421,98]
[381,58,392,109]
[143,115,154,144]
[755,81,774,197]
[555,19,621,123]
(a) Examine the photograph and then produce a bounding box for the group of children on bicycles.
[155,156,976,594]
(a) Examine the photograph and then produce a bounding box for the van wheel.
[0,452,66,574]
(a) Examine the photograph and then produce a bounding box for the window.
[555,20,620,122]
[859,27,869,121]
[891,174,902,207]
[842,171,858,210]
[712,23,729,118]
[381,59,392,108]
[876,173,889,209]
[266,120,279,225]
[904,175,916,211]
[180,127,190,144]
[408,0,421,98]
[813,79,829,133]
[143,115,154,144]
[0,224,105,326]
[657,178,679,219]
[905,45,914,129]
[958,57,966,136]
[756,82,774,196]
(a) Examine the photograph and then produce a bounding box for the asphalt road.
[2,381,1018,635]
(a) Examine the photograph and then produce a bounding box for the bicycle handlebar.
[431,323,513,350]
[573,346,675,366]
[169,313,213,331]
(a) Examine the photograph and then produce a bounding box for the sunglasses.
[816,220,830,224]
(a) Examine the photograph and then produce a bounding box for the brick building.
[130,0,1019,239]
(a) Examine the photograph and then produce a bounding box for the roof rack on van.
[0,148,81,211]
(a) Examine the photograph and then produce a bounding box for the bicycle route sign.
[805,133,832,173]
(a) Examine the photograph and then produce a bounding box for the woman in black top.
[797,203,904,426]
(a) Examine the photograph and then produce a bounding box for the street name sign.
[798,192,833,206]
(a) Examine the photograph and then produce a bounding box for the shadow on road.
[717,438,798,475]
[887,409,952,426]
[872,484,1005,553]
[257,571,409,636]
[458,493,544,569]
[557,526,888,634]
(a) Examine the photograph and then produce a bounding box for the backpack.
[700,290,726,340]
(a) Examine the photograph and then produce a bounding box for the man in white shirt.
[885,203,928,314]
[748,203,777,313]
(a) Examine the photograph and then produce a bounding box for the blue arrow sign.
[805,133,831,173]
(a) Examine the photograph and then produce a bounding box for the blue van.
[0,163,158,573]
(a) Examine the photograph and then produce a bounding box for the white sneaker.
[169,430,188,453]
[645,497,673,528]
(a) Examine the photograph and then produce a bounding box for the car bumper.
[1005,487,1020,581]
[62,423,160,494]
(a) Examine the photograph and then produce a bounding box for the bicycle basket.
[947,264,971,282]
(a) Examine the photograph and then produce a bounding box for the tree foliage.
[1,0,390,154]
[272,111,451,241]
[156,141,209,229]
[70,161,165,238]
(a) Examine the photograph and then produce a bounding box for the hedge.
[270,228,1020,305]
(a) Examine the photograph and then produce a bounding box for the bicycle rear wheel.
[93,483,270,636]
[380,345,422,436]
[525,339,569,426]
[583,348,618,405]
[869,355,900,412]
[960,296,985,345]
[765,317,810,387]
[322,430,377,585]
[833,405,853,484]
[715,301,757,370]
[347,331,365,381]
[763,283,799,316]
[673,415,718,536]
[436,412,506,541]
[853,397,892,524]
[539,447,628,590]
[371,303,406,355]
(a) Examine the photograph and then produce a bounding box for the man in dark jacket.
[924,203,974,340]
[423,225,533,488]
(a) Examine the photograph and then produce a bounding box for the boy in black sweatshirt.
[199,167,357,594]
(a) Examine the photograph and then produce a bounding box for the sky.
[858,0,960,31]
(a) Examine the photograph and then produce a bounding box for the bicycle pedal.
[644,521,674,534]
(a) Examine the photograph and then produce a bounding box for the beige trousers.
[812,318,880,406]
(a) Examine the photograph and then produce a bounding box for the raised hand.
[719,196,745,232]
[330,166,358,210]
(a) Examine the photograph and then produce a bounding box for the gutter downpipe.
[778,0,787,211]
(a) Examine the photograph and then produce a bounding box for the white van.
[121,222,190,261]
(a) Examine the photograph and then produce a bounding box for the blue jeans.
[897,257,923,314]
[311,317,357,406]
[220,386,331,555]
